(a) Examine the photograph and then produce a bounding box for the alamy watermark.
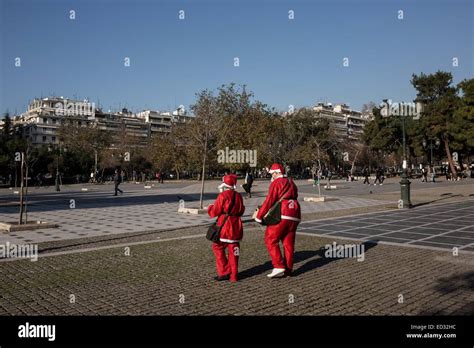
[0,242,38,262]
[380,99,422,120]
[217,147,257,167]
[324,241,365,262]
[54,100,95,117]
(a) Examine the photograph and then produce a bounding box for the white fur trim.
[219,238,240,243]
[218,183,236,190]
[281,215,301,222]
[254,217,262,223]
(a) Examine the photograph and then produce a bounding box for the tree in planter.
[188,89,224,209]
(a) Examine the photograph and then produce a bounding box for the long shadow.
[0,192,219,214]
[239,248,329,280]
[0,189,269,215]
[37,224,209,254]
[419,271,474,315]
[292,240,378,277]
[411,194,463,208]
[239,240,378,280]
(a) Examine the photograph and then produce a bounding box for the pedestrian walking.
[421,167,428,182]
[242,171,254,198]
[207,174,245,282]
[114,169,123,196]
[374,167,384,185]
[363,167,370,185]
[254,163,301,278]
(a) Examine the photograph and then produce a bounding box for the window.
[42,136,47,142]
[52,136,56,142]
[43,118,47,123]
[52,119,56,124]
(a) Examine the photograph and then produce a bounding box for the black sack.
[262,178,291,226]
[206,191,237,242]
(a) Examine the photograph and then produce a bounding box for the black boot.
[214,274,230,281]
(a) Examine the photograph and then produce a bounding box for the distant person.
[207,174,245,282]
[374,167,384,185]
[421,167,428,182]
[430,166,436,183]
[243,171,254,198]
[363,167,370,185]
[114,169,123,196]
[160,172,165,183]
[327,169,332,187]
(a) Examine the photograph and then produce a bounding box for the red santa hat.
[268,163,285,175]
[218,174,237,190]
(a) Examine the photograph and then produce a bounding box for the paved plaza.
[0,180,391,245]
[0,178,473,316]
[299,199,474,253]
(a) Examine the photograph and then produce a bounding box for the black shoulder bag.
[206,191,236,242]
[262,178,291,226]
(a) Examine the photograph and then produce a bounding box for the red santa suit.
[208,175,245,282]
[255,164,301,276]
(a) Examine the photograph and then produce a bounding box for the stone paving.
[299,199,474,253]
[0,224,472,316]
[0,180,391,244]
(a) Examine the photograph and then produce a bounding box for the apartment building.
[9,97,194,147]
[313,102,371,140]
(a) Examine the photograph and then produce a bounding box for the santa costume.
[208,174,245,282]
[255,163,301,278]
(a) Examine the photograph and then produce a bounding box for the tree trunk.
[351,150,360,175]
[24,157,29,224]
[199,152,206,209]
[443,137,457,179]
[199,136,208,209]
[19,153,24,225]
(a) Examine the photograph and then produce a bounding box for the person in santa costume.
[208,174,245,282]
[254,163,301,278]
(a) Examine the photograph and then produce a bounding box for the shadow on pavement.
[292,240,378,277]
[411,194,463,208]
[419,271,474,315]
[239,240,378,280]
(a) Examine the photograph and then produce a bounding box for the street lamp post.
[381,98,415,209]
[49,143,66,192]
[55,152,60,191]
[399,112,411,208]
[422,137,440,168]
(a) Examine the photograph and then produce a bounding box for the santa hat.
[218,174,237,190]
[268,163,285,175]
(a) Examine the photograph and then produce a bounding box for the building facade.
[9,97,194,147]
[313,102,372,140]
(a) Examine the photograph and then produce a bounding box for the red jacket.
[208,189,245,243]
[255,176,301,223]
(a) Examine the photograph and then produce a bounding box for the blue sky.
[0,0,472,115]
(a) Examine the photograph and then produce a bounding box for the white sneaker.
[267,268,286,278]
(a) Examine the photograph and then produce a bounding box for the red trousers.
[264,219,298,272]
[212,241,240,282]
